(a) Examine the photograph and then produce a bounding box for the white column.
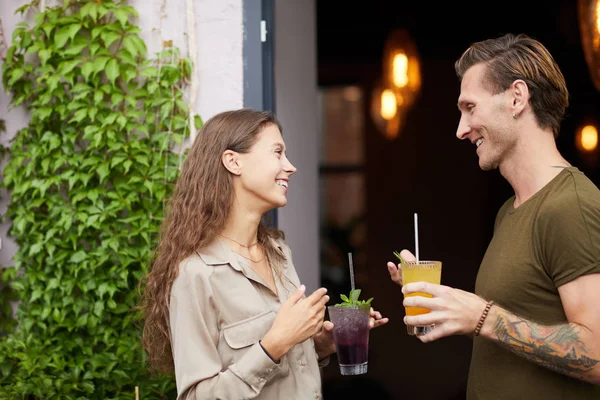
[274,0,320,292]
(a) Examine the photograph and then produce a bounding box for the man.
[388,33,600,399]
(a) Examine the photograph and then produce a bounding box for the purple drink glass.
[327,305,370,375]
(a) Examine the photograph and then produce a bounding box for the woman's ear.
[222,150,241,175]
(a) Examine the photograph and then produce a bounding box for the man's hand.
[402,282,487,342]
[387,249,415,286]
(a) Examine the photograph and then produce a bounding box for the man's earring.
[512,113,518,120]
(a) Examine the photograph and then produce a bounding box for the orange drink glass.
[402,260,442,336]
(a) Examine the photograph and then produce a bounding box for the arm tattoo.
[492,312,599,380]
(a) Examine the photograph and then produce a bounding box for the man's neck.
[499,131,570,208]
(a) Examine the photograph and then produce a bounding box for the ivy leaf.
[122,67,137,83]
[89,3,98,22]
[29,242,43,256]
[67,24,81,40]
[93,56,110,73]
[97,163,110,182]
[31,289,43,302]
[100,30,121,48]
[9,68,25,85]
[122,35,138,57]
[63,42,88,56]
[113,8,130,26]
[54,24,80,49]
[93,90,104,103]
[15,3,31,14]
[54,29,70,49]
[81,61,94,81]
[70,251,87,263]
[58,60,80,76]
[131,36,147,58]
[105,58,119,84]
[111,92,123,105]
[39,49,52,65]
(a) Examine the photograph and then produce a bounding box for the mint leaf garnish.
[335,288,373,310]
[393,250,409,268]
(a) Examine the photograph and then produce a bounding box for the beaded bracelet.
[474,300,494,337]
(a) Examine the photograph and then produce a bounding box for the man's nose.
[456,116,471,140]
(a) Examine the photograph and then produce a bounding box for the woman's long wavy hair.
[141,108,286,373]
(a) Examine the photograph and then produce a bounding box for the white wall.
[274,0,320,292]
[0,0,244,266]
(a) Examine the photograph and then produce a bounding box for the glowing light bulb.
[596,1,600,34]
[380,89,397,120]
[392,53,408,88]
[580,125,598,151]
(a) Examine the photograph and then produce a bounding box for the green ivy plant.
[0,0,200,397]
[0,118,16,337]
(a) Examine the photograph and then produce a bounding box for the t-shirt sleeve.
[537,189,600,288]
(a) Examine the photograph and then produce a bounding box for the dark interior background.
[316,1,600,399]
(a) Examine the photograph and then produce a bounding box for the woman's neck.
[220,202,262,247]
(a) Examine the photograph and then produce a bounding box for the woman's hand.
[262,285,329,361]
[313,321,336,360]
[313,307,389,360]
[369,307,389,329]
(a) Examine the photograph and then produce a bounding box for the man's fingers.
[402,281,446,297]
[417,326,444,343]
[400,249,416,262]
[404,313,436,327]
[387,262,403,285]
[403,295,438,310]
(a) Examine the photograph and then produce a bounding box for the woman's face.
[236,124,297,211]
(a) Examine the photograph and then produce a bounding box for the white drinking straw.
[348,252,355,292]
[414,213,420,264]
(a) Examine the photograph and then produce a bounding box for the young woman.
[142,109,387,399]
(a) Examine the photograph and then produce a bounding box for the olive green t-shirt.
[467,167,600,400]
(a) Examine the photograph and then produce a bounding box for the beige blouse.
[169,238,325,400]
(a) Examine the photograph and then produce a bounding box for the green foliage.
[335,289,373,310]
[0,0,200,397]
[0,119,17,337]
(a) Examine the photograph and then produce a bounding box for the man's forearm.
[480,306,600,384]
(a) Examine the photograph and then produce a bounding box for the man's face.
[456,64,516,171]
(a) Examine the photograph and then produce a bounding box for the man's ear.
[222,149,241,175]
[510,79,529,117]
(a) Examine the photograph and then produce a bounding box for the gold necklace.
[218,233,259,249]
[234,250,264,264]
